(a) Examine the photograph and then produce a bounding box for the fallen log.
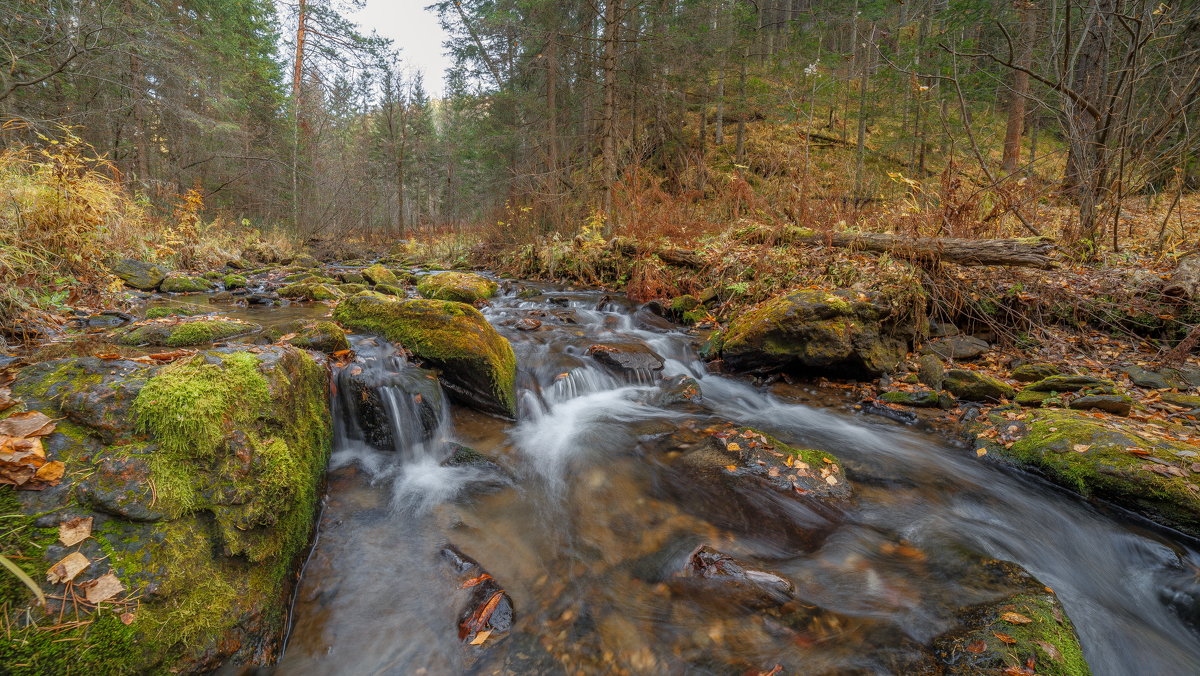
[798,233,1057,269]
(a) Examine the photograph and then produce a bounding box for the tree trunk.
[1002,1,1036,174]
[1064,0,1117,243]
[601,0,622,233]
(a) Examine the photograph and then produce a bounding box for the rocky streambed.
[1,258,1198,674]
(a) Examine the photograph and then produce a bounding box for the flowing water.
[267,280,1200,675]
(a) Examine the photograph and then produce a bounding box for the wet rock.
[657,425,849,550]
[278,282,342,301]
[223,273,248,290]
[1012,362,1064,382]
[932,560,1089,676]
[944,369,1015,402]
[968,407,1200,537]
[1025,374,1114,393]
[335,361,444,450]
[515,317,542,331]
[76,448,166,521]
[333,295,518,418]
[117,318,260,347]
[1069,393,1133,416]
[145,303,209,320]
[4,346,331,673]
[374,283,405,296]
[416,271,498,304]
[880,389,955,408]
[859,400,920,424]
[361,263,399,286]
[111,258,168,291]
[442,545,514,648]
[669,545,795,609]
[264,320,350,354]
[716,289,911,377]
[586,342,665,378]
[924,335,990,361]
[649,374,704,407]
[666,295,705,324]
[159,274,215,293]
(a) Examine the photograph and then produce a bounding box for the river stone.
[1012,362,1063,382]
[586,342,665,378]
[657,425,849,551]
[111,258,168,290]
[340,271,367,285]
[1026,374,1114,393]
[335,361,444,451]
[118,318,260,347]
[944,369,1015,402]
[361,263,399,286]
[968,407,1200,537]
[1163,392,1200,410]
[264,320,349,354]
[442,545,514,648]
[1069,393,1133,416]
[880,389,955,408]
[278,282,342,301]
[333,294,517,418]
[515,317,542,331]
[3,346,331,673]
[159,274,215,293]
[717,289,911,377]
[932,559,1089,676]
[289,253,320,268]
[1125,365,1172,389]
[668,545,795,610]
[416,271,498,304]
[650,374,704,407]
[917,353,945,390]
[923,335,990,361]
[1015,389,1055,408]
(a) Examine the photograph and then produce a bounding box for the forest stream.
[164,272,1200,676]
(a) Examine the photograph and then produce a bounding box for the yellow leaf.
[35,460,65,482]
[469,630,492,645]
[976,448,988,457]
[1072,444,1091,453]
[59,516,93,547]
[47,552,90,584]
[1000,612,1033,625]
[726,442,741,451]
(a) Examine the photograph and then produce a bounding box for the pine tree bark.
[601,0,622,233]
[1002,1,1036,174]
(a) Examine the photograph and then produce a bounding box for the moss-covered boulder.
[361,263,399,286]
[1069,393,1133,416]
[416,271,498,304]
[118,318,260,347]
[1012,363,1064,382]
[716,289,910,377]
[339,283,368,295]
[278,282,342,302]
[289,253,319,268]
[145,303,209,320]
[0,346,331,673]
[933,560,1089,675]
[1025,375,1113,393]
[880,389,955,408]
[111,258,168,291]
[333,294,517,418]
[944,369,1016,402]
[159,274,215,294]
[223,273,249,290]
[969,407,1200,537]
[374,283,405,297]
[339,271,367,285]
[666,295,705,324]
[264,320,350,354]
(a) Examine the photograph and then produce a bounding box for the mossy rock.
[118,318,260,347]
[969,408,1200,536]
[375,283,405,297]
[1025,375,1113,393]
[145,303,209,320]
[339,283,368,295]
[880,389,955,408]
[1068,393,1133,416]
[289,253,320,268]
[666,295,705,325]
[944,369,1015,402]
[1,346,331,673]
[111,258,168,291]
[1163,392,1200,410]
[717,289,910,377]
[933,559,1090,675]
[202,270,224,281]
[416,271,498,304]
[223,273,249,289]
[1012,363,1063,382]
[159,274,215,294]
[333,294,517,418]
[282,271,316,283]
[1015,389,1056,408]
[264,320,350,354]
[339,271,367,285]
[278,282,342,302]
[362,263,399,286]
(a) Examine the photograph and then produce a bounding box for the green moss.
[145,304,208,320]
[159,275,214,293]
[278,282,341,301]
[361,263,399,286]
[339,283,367,295]
[119,319,257,347]
[415,271,498,304]
[374,283,405,297]
[222,273,248,289]
[333,295,516,416]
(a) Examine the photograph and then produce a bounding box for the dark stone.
[76,448,166,521]
[917,353,945,390]
[442,545,514,646]
[586,342,665,377]
[1012,362,1063,382]
[1125,365,1172,389]
[335,362,445,453]
[1026,374,1114,393]
[924,335,990,361]
[1070,394,1133,416]
[668,545,795,610]
[879,389,955,408]
[514,318,542,331]
[943,370,1015,402]
[649,374,704,408]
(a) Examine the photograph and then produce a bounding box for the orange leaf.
[1001,612,1033,625]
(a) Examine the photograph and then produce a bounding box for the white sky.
[351,1,452,96]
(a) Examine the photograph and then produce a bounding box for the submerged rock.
[715,289,910,377]
[2,346,331,673]
[334,361,445,451]
[669,545,795,610]
[933,560,1090,676]
[969,407,1200,537]
[442,545,514,654]
[333,295,517,418]
[111,258,168,291]
[417,271,498,304]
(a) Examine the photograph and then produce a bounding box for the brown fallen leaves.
[47,552,90,584]
[59,516,93,547]
[0,411,64,489]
